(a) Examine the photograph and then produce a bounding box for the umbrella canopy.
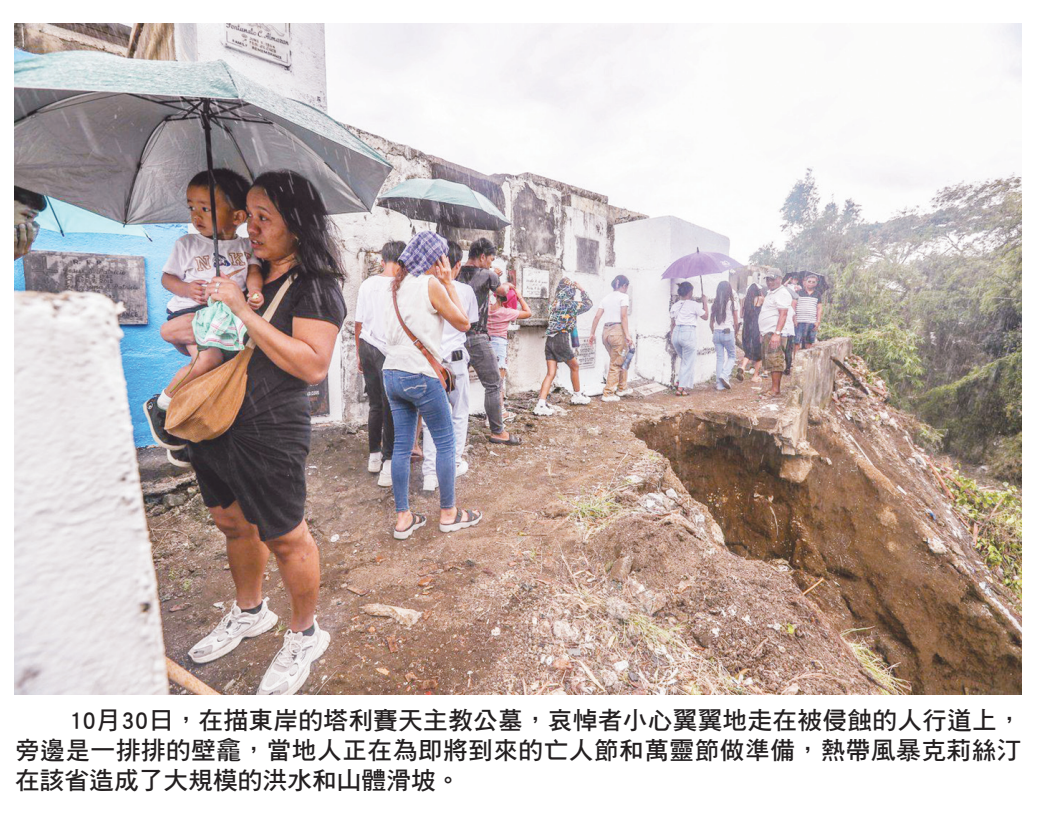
[377,178,510,231]
[661,248,744,280]
[14,50,392,224]
[37,197,152,240]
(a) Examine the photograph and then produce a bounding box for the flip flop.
[488,435,522,445]
[410,450,424,463]
[393,512,426,540]
[439,509,483,533]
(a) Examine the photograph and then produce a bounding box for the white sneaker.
[256,623,331,696]
[188,598,278,664]
[422,474,438,492]
[602,394,620,402]
[616,388,634,397]
[570,392,591,405]
[533,401,554,416]
[456,459,469,477]
[167,447,192,468]
[378,460,392,487]
[367,452,383,473]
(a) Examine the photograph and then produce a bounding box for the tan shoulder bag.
[164,274,296,442]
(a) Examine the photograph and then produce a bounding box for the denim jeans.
[671,325,698,389]
[383,369,456,512]
[713,328,736,387]
[358,339,393,459]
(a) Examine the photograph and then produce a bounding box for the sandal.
[439,508,483,533]
[393,512,426,540]
[488,435,522,445]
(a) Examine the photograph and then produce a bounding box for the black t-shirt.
[235,268,347,431]
[457,265,501,335]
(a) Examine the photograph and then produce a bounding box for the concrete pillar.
[15,292,166,694]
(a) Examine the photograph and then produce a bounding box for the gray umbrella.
[15,50,392,266]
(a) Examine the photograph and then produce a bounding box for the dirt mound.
[587,514,879,694]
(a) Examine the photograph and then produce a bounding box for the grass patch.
[565,488,624,538]
[946,471,1022,601]
[842,628,911,695]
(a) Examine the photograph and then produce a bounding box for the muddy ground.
[143,365,1020,696]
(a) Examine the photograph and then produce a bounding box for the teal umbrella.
[38,197,152,240]
[14,50,392,267]
[377,178,510,231]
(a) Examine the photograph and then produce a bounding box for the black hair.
[14,186,47,212]
[743,283,761,315]
[468,237,497,260]
[251,170,345,281]
[380,240,406,264]
[611,275,630,291]
[447,240,463,270]
[712,280,735,325]
[188,169,251,211]
[677,281,694,298]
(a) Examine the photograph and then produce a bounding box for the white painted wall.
[175,23,328,110]
[15,292,167,694]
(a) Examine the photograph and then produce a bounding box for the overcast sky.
[326,24,1021,261]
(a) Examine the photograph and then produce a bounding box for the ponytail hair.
[611,275,630,291]
[391,261,410,295]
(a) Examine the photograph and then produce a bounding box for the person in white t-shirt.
[355,240,404,475]
[143,169,263,466]
[588,275,634,401]
[669,280,709,395]
[757,269,793,396]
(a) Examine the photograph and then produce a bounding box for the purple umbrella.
[661,247,744,280]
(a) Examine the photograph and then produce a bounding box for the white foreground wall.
[15,292,167,694]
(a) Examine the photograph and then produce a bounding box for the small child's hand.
[247,290,264,310]
[189,281,209,304]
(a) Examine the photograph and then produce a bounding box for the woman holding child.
[185,170,346,696]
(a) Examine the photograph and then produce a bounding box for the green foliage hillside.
[752,172,1021,480]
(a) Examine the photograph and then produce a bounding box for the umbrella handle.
[201,100,221,274]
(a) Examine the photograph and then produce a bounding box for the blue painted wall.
[16,225,189,447]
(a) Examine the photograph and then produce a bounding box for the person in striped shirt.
[795,273,823,349]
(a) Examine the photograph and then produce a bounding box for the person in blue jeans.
[383,231,483,540]
[669,281,708,395]
[708,280,740,390]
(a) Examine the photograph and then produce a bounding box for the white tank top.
[383,274,445,377]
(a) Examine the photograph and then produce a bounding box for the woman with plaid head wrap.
[382,231,484,539]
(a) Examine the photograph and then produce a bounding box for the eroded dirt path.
[145,367,1019,696]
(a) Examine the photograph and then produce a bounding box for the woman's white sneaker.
[187,598,278,664]
[257,623,331,696]
[570,392,591,405]
[367,452,383,473]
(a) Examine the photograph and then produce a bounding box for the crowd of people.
[16,169,824,696]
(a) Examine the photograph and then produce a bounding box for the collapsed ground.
[143,360,1022,695]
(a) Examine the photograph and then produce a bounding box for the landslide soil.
[144,373,986,696]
